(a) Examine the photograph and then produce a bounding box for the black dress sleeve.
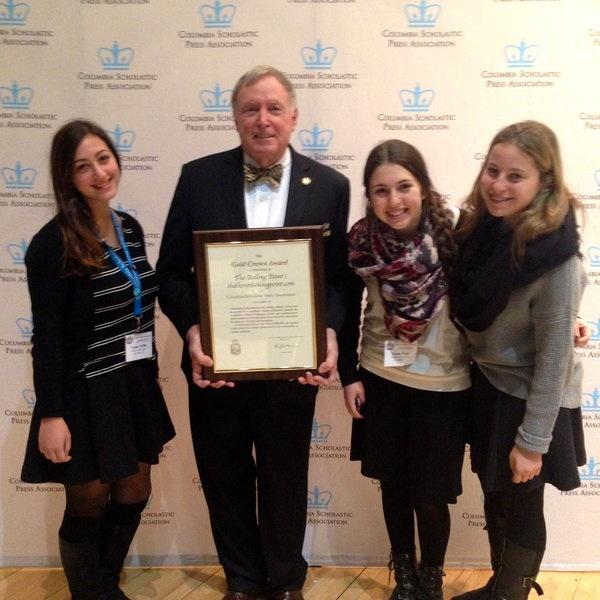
[25,223,73,417]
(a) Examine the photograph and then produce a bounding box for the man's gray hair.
[232,65,296,111]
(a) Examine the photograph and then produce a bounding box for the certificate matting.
[193,226,327,381]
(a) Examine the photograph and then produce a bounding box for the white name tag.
[383,339,417,367]
[125,331,153,362]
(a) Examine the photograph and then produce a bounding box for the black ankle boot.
[388,551,418,600]
[416,564,444,600]
[59,536,103,600]
[98,499,146,600]
[451,521,506,600]
[491,540,544,600]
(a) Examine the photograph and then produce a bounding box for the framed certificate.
[193,226,327,381]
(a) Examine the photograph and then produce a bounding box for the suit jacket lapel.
[222,146,247,229]
[284,147,311,227]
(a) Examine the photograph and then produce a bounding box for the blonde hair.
[459,120,580,263]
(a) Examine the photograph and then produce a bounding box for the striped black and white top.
[83,215,158,378]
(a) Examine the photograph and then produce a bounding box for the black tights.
[483,484,546,552]
[59,462,151,542]
[381,479,450,567]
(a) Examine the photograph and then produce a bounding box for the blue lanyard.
[104,211,143,330]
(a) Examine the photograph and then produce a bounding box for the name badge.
[383,339,417,367]
[125,331,153,362]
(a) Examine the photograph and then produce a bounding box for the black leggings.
[381,479,450,567]
[484,484,546,552]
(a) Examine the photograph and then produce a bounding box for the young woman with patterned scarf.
[338,139,471,600]
[449,121,586,600]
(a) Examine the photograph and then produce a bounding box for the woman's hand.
[509,444,542,483]
[574,319,590,347]
[38,417,72,463]
[343,381,365,419]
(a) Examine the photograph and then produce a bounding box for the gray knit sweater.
[464,255,586,454]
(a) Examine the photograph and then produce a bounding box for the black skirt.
[469,364,586,493]
[21,359,175,485]
[350,367,470,504]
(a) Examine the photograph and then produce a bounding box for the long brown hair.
[363,139,458,277]
[458,120,580,263]
[50,119,121,275]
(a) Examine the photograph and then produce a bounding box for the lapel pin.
[301,177,312,186]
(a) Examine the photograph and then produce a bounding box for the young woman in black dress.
[21,119,175,600]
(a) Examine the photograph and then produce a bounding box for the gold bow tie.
[243,162,283,187]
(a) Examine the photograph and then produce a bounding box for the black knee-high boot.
[450,523,505,600]
[98,499,147,600]
[58,512,104,600]
[490,540,543,600]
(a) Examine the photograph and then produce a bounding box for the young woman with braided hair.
[338,139,471,600]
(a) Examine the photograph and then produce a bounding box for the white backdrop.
[1,0,599,569]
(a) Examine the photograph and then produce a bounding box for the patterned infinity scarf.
[348,214,447,342]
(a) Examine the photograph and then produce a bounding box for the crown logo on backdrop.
[200,83,232,112]
[586,318,600,341]
[405,1,441,28]
[200,0,236,28]
[0,81,33,110]
[2,162,37,189]
[107,125,135,153]
[400,84,435,112]
[6,239,28,264]
[307,485,332,509]
[17,317,33,339]
[311,419,332,442]
[587,247,600,267]
[0,0,30,26]
[582,387,600,410]
[302,40,337,70]
[22,388,36,407]
[595,169,600,191]
[505,41,539,68]
[98,42,134,71]
[579,456,600,480]
[299,125,334,152]
[115,202,138,219]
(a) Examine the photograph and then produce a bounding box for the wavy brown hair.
[51,119,121,275]
[458,120,580,263]
[363,139,458,278]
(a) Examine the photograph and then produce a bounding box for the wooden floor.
[1,566,598,599]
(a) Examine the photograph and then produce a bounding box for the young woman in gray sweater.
[450,121,587,600]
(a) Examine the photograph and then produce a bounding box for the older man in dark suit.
[156,66,350,600]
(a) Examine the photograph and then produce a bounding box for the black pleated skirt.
[21,359,175,485]
[350,367,470,504]
[469,364,586,493]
